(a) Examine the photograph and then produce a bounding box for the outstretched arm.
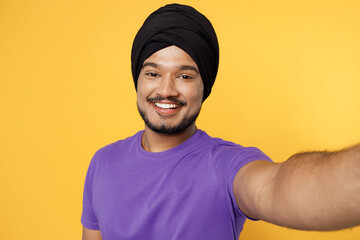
[234,144,360,230]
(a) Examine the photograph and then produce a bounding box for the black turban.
[131,3,219,102]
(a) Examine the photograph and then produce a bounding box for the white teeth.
[154,102,178,109]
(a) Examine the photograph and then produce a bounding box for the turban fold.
[131,3,219,102]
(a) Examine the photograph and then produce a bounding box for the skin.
[136,45,204,152]
[234,146,360,230]
[82,228,102,240]
[83,45,360,239]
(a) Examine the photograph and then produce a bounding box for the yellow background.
[1,0,359,239]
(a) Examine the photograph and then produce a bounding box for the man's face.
[137,45,204,135]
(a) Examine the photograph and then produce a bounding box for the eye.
[179,74,194,80]
[145,72,159,78]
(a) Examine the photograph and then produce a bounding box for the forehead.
[143,45,199,70]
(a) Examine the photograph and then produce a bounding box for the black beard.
[137,103,201,135]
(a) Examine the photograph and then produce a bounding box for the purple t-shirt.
[81,130,271,239]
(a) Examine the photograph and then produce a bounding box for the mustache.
[146,96,187,107]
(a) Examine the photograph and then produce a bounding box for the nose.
[156,73,179,98]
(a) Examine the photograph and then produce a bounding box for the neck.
[141,124,197,152]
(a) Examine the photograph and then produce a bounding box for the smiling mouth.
[154,102,179,109]
[147,97,187,107]
[150,101,183,116]
[147,97,187,115]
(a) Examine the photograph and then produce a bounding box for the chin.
[138,104,200,135]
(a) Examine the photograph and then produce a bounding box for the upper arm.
[233,160,279,220]
[82,227,102,240]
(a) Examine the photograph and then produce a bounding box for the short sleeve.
[81,151,100,230]
[212,144,272,219]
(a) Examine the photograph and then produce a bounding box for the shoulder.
[202,131,269,161]
[197,131,272,176]
[91,131,142,162]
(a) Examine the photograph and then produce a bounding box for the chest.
[91,153,235,239]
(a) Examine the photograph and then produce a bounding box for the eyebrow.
[142,62,200,74]
[179,65,199,74]
[142,62,158,69]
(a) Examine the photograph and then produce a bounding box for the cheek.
[188,82,204,107]
[136,78,152,102]
[136,87,149,110]
[136,86,144,104]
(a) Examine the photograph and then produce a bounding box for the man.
[81,4,360,240]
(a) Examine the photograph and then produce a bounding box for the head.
[136,45,203,135]
[131,4,219,134]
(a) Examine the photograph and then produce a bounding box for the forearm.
[260,144,360,230]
